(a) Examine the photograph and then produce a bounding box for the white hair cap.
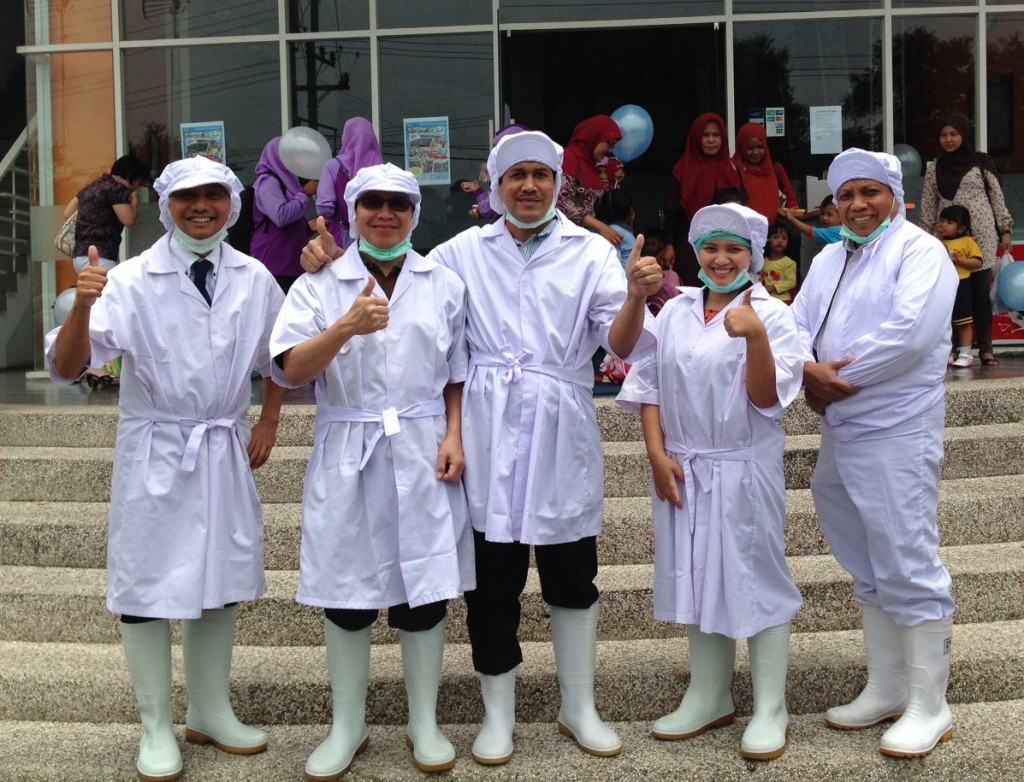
[343,162,421,240]
[486,131,563,216]
[827,148,905,213]
[154,155,243,233]
[688,203,769,273]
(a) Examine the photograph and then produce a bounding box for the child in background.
[595,189,636,268]
[713,187,745,205]
[640,227,681,314]
[761,222,798,303]
[780,195,842,245]
[935,204,983,368]
[616,203,803,761]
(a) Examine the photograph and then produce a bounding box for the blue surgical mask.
[358,237,412,262]
[173,226,227,255]
[840,198,897,245]
[698,268,753,294]
[505,202,557,230]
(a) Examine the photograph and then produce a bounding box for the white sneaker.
[950,354,973,369]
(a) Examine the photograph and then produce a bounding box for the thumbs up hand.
[342,276,389,335]
[74,245,108,307]
[625,234,663,300]
[723,288,765,340]
[300,216,341,273]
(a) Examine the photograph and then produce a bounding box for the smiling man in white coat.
[50,155,286,782]
[301,129,663,765]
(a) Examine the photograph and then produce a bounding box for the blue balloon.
[610,104,654,163]
[996,261,1024,311]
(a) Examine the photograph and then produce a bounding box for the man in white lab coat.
[300,129,663,765]
[792,148,958,759]
[50,155,285,782]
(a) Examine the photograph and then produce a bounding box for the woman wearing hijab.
[557,114,624,247]
[920,113,1014,366]
[793,149,958,760]
[732,122,799,222]
[251,136,320,293]
[272,163,473,780]
[670,113,743,284]
[316,117,385,249]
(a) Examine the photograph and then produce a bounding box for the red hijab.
[733,122,782,221]
[671,112,741,219]
[563,115,622,189]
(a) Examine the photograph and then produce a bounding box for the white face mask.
[173,226,228,255]
[505,202,557,230]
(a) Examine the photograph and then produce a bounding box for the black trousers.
[969,268,993,354]
[464,530,599,676]
[325,600,447,633]
[121,602,238,624]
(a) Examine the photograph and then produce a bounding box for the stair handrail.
[0,126,29,183]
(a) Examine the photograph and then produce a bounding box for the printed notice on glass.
[180,122,226,163]
[765,107,785,137]
[403,116,451,186]
[810,106,842,155]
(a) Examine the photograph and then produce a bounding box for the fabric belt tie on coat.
[133,413,240,473]
[318,399,446,470]
[663,438,753,533]
[470,349,589,389]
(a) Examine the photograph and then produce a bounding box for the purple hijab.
[250,136,309,276]
[319,118,384,246]
[254,137,302,198]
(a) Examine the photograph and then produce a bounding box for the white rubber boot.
[652,625,736,740]
[825,605,908,730]
[399,618,456,773]
[304,623,371,781]
[120,620,183,782]
[879,617,954,758]
[741,623,791,760]
[471,670,516,765]
[549,604,622,757]
[182,606,268,754]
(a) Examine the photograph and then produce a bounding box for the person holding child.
[935,205,983,368]
[761,222,798,303]
[558,114,624,247]
[617,202,804,761]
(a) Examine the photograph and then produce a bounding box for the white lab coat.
[429,215,655,545]
[270,246,474,609]
[791,215,958,440]
[46,236,284,619]
[617,284,804,638]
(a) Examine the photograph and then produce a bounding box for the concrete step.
[3,476,1021,570]
[1,376,1022,448]
[3,421,1024,503]
[2,621,1022,726]
[1,542,1020,646]
[2,701,1022,782]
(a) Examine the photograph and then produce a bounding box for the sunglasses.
[358,195,414,212]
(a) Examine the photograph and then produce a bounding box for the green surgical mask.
[173,226,227,255]
[358,237,412,262]
[698,268,752,294]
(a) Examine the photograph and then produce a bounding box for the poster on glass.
[180,122,227,164]
[403,116,451,186]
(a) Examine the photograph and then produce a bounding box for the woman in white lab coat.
[271,163,473,780]
[617,203,804,761]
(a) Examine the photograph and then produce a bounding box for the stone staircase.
[1,377,1023,781]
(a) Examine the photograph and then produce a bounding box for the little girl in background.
[761,222,798,303]
[595,189,636,268]
[936,204,984,368]
[616,203,803,761]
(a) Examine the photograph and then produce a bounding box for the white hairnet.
[154,155,243,232]
[343,162,421,240]
[486,131,563,216]
[688,203,769,273]
[827,148,905,215]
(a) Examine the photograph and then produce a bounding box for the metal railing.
[0,127,31,280]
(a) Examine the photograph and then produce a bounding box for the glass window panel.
[733,1,878,12]
[289,39,372,155]
[734,19,882,184]
[123,43,281,253]
[378,1,490,28]
[893,1,974,7]
[499,0,722,25]
[987,12,1023,241]
[288,0,369,32]
[121,0,277,40]
[891,16,975,211]
[26,0,111,45]
[379,34,493,251]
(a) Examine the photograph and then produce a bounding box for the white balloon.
[279,126,332,180]
[53,288,77,326]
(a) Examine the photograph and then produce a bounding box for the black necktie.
[191,259,213,305]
